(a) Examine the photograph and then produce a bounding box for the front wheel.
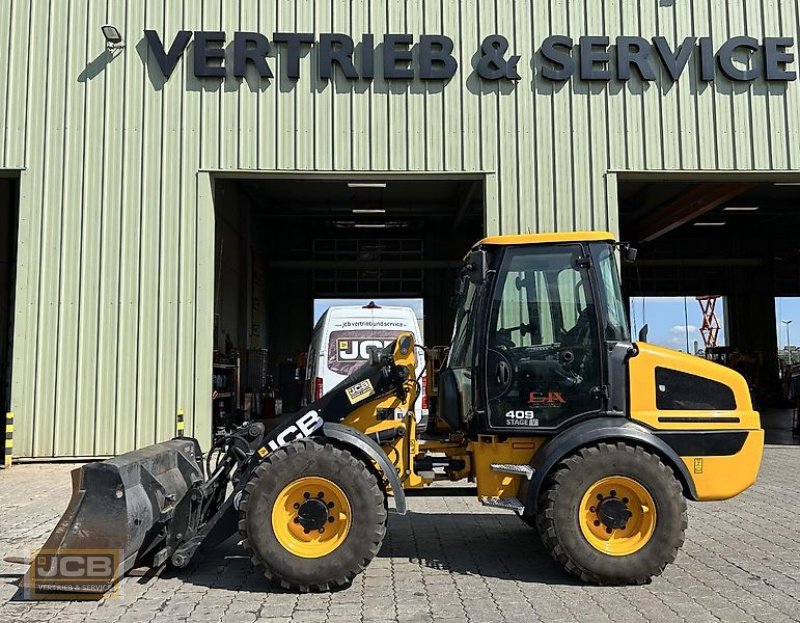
[238,438,387,591]
[536,442,687,585]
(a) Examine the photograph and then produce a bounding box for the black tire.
[536,442,687,585]
[518,514,537,529]
[238,438,387,592]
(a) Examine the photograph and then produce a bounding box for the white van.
[305,302,428,422]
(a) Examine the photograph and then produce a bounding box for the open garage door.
[0,176,19,421]
[211,176,483,434]
[619,177,800,441]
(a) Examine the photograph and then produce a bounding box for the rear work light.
[315,377,324,400]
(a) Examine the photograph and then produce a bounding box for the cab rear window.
[655,367,736,411]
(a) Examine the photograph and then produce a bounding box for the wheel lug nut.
[327,502,335,509]
[606,528,613,534]
[303,492,310,499]
[318,492,325,498]
[304,529,310,534]
[593,520,601,527]
[293,503,300,509]
[293,517,300,524]
[319,528,325,534]
[590,506,596,513]
[610,490,617,497]
[328,516,334,523]
[596,494,603,501]
[622,497,629,504]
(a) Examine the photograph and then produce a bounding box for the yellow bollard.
[3,413,12,468]
[176,409,185,438]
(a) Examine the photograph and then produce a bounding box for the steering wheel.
[493,322,538,350]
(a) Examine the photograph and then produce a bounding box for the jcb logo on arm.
[264,411,325,454]
[27,549,120,598]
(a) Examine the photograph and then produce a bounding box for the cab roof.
[477,231,616,247]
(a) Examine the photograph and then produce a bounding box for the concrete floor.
[1,443,799,623]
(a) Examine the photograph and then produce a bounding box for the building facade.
[2,0,800,457]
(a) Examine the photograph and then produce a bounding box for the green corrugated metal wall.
[2,0,799,457]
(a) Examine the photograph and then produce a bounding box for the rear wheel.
[536,442,687,585]
[239,438,387,591]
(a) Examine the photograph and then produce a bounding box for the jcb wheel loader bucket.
[24,439,204,594]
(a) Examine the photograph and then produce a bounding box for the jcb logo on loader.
[263,411,324,454]
[27,549,120,599]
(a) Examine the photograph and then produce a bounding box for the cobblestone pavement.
[1,446,799,623]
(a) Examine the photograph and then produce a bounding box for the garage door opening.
[630,295,727,355]
[0,176,19,419]
[212,176,483,434]
[619,177,800,440]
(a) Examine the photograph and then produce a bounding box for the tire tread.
[238,438,387,592]
[536,442,687,585]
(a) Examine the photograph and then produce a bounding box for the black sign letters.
[143,30,799,87]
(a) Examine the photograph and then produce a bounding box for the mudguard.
[519,417,698,516]
[322,422,407,515]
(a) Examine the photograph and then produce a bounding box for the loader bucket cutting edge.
[23,438,204,595]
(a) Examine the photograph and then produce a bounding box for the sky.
[631,296,800,352]
[775,298,800,349]
[629,296,726,353]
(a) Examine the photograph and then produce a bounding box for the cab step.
[480,496,525,513]
[490,463,534,479]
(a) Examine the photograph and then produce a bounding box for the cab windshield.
[594,244,630,342]
[449,277,477,369]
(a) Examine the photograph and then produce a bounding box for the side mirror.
[621,244,638,263]
[466,249,488,285]
[638,324,649,343]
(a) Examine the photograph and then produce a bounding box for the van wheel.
[536,442,687,585]
[239,438,387,592]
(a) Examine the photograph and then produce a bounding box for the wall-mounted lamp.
[101,24,125,51]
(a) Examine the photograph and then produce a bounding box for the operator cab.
[439,232,631,435]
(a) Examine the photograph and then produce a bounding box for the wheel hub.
[272,476,352,559]
[296,497,330,531]
[596,496,633,530]
[579,476,657,557]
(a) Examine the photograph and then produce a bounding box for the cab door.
[484,244,604,431]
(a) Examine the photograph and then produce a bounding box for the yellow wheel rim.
[271,476,352,559]
[579,476,657,557]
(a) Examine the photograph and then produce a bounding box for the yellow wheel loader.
[25,232,764,592]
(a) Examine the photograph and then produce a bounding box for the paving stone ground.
[1,445,798,623]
